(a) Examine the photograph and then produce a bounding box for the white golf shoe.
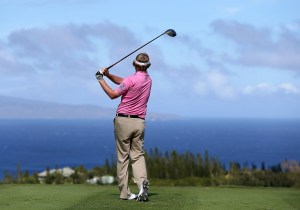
[128,194,137,200]
[120,193,137,200]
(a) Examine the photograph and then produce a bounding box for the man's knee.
[130,152,144,162]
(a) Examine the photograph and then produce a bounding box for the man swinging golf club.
[96,53,152,202]
[95,29,176,201]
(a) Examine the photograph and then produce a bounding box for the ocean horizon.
[1,118,300,180]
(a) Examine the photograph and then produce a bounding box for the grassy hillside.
[0,184,299,210]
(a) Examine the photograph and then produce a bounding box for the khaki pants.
[114,116,148,199]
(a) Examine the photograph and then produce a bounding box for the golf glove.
[95,70,104,81]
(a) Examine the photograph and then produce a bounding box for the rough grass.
[0,184,299,210]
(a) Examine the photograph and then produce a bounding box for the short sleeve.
[116,77,131,95]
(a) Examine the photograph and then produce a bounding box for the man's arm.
[98,79,120,99]
[106,73,123,85]
[96,71,120,99]
[102,68,123,85]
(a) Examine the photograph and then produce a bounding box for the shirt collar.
[135,71,148,76]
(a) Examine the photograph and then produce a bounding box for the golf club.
[106,29,176,70]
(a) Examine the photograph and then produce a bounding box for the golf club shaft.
[106,31,166,70]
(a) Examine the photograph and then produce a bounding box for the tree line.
[144,148,300,187]
[1,148,300,187]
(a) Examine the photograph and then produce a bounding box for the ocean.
[1,119,299,180]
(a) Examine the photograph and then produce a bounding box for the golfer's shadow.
[148,192,158,197]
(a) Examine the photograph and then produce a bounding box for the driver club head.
[165,29,177,37]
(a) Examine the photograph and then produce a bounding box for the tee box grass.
[0,184,299,210]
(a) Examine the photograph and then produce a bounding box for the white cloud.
[0,23,150,104]
[211,20,300,72]
[243,82,300,95]
[243,83,276,95]
[0,22,209,105]
[279,83,300,94]
[208,71,236,99]
[194,70,236,100]
[0,22,140,78]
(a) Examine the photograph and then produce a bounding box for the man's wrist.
[95,71,104,81]
[97,75,103,81]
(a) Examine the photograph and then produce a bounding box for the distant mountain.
[0,95,181,120]
[0,95,115,119]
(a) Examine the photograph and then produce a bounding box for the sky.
[0,0,300,118]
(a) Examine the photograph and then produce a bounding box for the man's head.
[133,53,151,71]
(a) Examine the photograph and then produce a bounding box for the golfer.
[95,53,151,202]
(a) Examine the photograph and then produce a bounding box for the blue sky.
[0,0,300,118]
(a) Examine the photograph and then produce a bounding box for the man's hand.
[101,68,109,76]
[95,68,110,81]
[95,70,104,81]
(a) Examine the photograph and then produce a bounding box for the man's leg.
[114,117,133,199]
[130,119,148,189]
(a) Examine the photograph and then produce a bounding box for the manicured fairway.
[0,184,299,210]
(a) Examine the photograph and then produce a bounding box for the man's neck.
[136,70,147,73]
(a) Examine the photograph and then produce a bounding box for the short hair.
[133,53,151,71]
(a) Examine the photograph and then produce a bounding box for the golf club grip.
[106,31,166,70]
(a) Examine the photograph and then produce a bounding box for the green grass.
[0,184,299,210]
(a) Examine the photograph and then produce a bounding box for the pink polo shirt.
[116,71,152,119]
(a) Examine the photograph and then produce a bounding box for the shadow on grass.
[109,193,159,197]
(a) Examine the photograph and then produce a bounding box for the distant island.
[0,95,181,120]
